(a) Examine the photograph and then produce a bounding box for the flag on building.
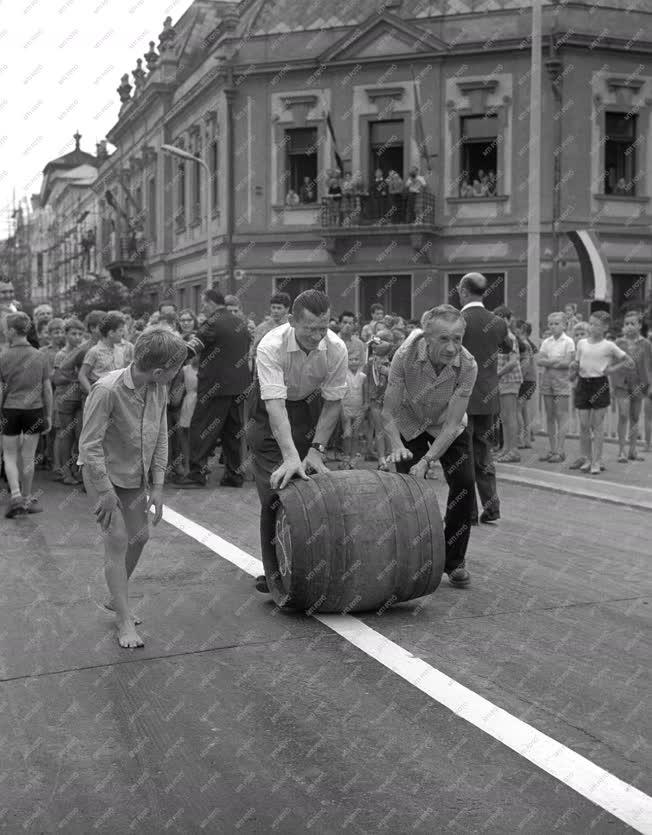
[566,229,612,302]
[411,65,432,172]
[325,111,344,173]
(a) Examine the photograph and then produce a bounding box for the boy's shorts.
[540,369,571,397]
[0,408,45,436]
[575,376,610,410]
[613,382,647,400]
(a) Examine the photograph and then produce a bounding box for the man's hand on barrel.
[270,455,310,490]
[387,445,413,464]
[303,447,329,477]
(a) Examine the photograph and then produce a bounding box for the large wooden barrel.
[267,470,445,614]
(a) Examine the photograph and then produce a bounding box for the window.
[285,128,318,201]
[149,291,158,309]
[210,139,219,211]
[359,274,412,321]
[447,273,506,310]
[192,137,202,223]
[178,287,185,310]
[369,120,404,182]
[274,276,325,304]
[193,284,201,314]
[176,160,186,229]
[36,253,43,286]
[604,112,637,195]
[147,176,157,247]
[612,273,646,317]
[459,115,498,197]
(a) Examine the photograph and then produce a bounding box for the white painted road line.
[162,505,652,835]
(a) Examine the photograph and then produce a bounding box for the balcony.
[105,234,148,284]
[319,193,436,253]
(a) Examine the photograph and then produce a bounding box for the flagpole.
[526,0,542,341]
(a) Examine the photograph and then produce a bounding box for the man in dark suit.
[459,273,513,523]
[177,288,251,488]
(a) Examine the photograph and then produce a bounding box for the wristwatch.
[310,442,327,455]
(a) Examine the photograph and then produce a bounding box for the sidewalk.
[496,434,652,510]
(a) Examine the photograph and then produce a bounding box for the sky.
[0,0,188,236]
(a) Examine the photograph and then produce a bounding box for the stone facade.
[99,0,652,329]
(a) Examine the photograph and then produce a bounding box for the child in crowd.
[494,306,523,463]
[56,310,105,401]
[573,321,589,344]
[78,312,133,395]
[38,318,66,470]
[78,327,188,649]
[341,353,367,469]
[564,303,580,332]
[177,354,199,476]
[569,311,633,474]
[0,312,52,517]
[613,310,652,462]
[364,331,392,470]
[52,318,86,484]
[537,312,575,463]
[515,319,537,448]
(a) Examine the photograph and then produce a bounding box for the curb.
[497,466,652,512]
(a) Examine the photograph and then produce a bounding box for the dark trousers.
[395,430,475,572]
[167,406,182,475]
[467,413,501,519]
[188,393,244,483]
[246,384,321,577]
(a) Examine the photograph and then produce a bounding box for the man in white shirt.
[247,290,348,597]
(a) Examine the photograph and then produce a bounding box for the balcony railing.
[106,234,148,267]
[320,193,435,230]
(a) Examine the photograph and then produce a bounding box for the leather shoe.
[220,477,243,488]
[447,563,470,588]
[480,511,500,524]
[255,575,270,593]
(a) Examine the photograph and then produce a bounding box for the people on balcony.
[459,169,497,198]
[299,176,316,204]
[285,189,300,207]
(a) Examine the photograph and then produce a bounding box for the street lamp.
[161,143,213,289]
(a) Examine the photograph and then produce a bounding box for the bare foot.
[117,621,144,649]
[103,600,142,625]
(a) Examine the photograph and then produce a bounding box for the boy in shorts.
[52,318,86,484]
[537,312,575,463]
[570,311,633,474]
[613,311,652,462]
[0,312,52,517]
[340,352,367,469]
[78,327,187,649]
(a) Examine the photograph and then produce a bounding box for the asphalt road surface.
[0,473,650,834]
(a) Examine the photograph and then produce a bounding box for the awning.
[566,230,612,302]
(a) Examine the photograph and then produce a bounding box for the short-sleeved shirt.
[256,322,348,402]
[386,330,478,441]
[576,338,626,378]
[0,343,50,409]
[341,334,366,364]
[54,345,83,411]
[612,336,652,392]
[83,340,134,383]
[539,333,575,393]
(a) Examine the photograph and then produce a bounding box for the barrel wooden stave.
[270,470,445,614]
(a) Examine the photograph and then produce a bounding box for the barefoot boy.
[78,327,188,649]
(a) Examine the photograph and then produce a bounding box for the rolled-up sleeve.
[151,403,168,486]
[320,342,348,401]
[78,385,113,493]
[457,356,478,397]
[256,341,288,400]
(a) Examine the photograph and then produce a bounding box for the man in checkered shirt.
[384,304,477,588]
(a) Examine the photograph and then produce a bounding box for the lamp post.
[161,143,213,289]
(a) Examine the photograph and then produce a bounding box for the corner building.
[98,0,652,328]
